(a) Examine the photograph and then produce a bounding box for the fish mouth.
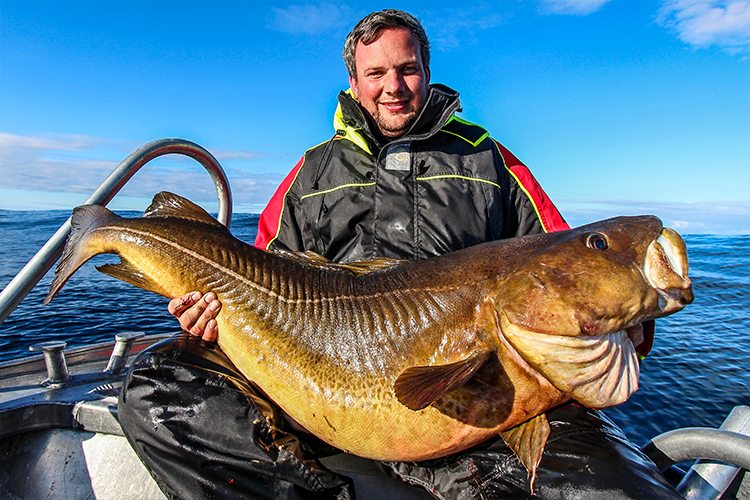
[644,227,694,313]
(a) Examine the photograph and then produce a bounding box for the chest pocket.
[415,173,503,256]
[299,182,375,259]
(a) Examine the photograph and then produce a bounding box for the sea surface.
[1,210,748,447]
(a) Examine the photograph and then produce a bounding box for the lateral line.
[108,226,452,307]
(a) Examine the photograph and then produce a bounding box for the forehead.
[354,27,422,70]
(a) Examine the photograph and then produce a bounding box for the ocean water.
[0,210,748,447]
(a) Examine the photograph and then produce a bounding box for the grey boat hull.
[0,333,433,500]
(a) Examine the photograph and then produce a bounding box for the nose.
[384,70,405,94]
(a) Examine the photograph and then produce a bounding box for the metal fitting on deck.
[29,341,70,386]
[105,332,145,374]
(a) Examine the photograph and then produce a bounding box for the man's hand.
[168,292,222,342]
[631,320,655,360]
[625,323,644,349]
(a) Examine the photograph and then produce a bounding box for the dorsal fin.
[336,257,405,275]
[272,248,334,268]
[142,191,225,228]
[271,247,404,275]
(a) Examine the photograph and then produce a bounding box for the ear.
[349,75,359,100]
[425,65,431,85]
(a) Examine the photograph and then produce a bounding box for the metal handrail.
[0,138,233,325]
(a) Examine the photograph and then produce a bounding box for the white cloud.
[0,133,128,195]
[657,0,750,51]
[0,132,115,152]
[267,4,507,51]
[558,199,750,234]
[267,3,359,35]
[0,133,278,211]
[211,149,266,161]
[538,0,615,15]
[422,5,510,50]
[267,4,508,50]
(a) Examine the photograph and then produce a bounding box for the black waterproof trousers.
[118,335,683,500]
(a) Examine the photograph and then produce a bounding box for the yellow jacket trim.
[441,116,490,147]
[417,174,501,190]
[300,182,376,200]
[333,89,373,155]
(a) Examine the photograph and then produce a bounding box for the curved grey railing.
[642,428,750,472]
[0,138,233,325]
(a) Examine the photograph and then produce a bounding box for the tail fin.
[44,205,121,305]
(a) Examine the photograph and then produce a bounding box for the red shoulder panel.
[254,156,305,249]
[494,141,569,233]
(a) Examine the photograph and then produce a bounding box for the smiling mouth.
[379,100,410,112]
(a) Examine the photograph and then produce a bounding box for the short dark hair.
[343,9,430,78]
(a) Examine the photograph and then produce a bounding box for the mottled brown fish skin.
[45,192,693,464]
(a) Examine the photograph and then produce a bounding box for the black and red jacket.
[256,84,568,263]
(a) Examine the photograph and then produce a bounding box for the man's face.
[349,27,430,138]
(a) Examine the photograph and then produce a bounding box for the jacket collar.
[333,84,463,153]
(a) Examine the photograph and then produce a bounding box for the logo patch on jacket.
[385,142,411,171]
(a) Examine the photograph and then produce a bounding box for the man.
[120,9,677,500]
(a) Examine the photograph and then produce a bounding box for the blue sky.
[1,0,748,233]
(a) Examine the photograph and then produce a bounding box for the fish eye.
[585,233,609,251]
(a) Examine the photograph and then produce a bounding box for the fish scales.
[94,220,476,378]
[257,263,429,367]
[128,211,477,372]
[45,192,694,481]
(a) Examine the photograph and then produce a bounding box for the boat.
[0,139,748,499]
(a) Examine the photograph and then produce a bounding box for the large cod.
[45,192,693,483]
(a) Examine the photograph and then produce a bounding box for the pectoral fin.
[97,261,171,297]
[500,413,550,492]
[394,350,492,411]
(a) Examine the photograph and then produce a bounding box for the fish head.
[493,215,693,408]
[499,215,692,337]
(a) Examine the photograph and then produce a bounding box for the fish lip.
[644,227,694,312]
[656,229,688,278]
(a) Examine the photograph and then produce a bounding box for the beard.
[373,108,418,138]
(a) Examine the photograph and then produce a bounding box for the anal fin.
[500,413,550,493]
[97,261,171,297]
[394,350,492,411]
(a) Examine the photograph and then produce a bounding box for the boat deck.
[0,333,434,499]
